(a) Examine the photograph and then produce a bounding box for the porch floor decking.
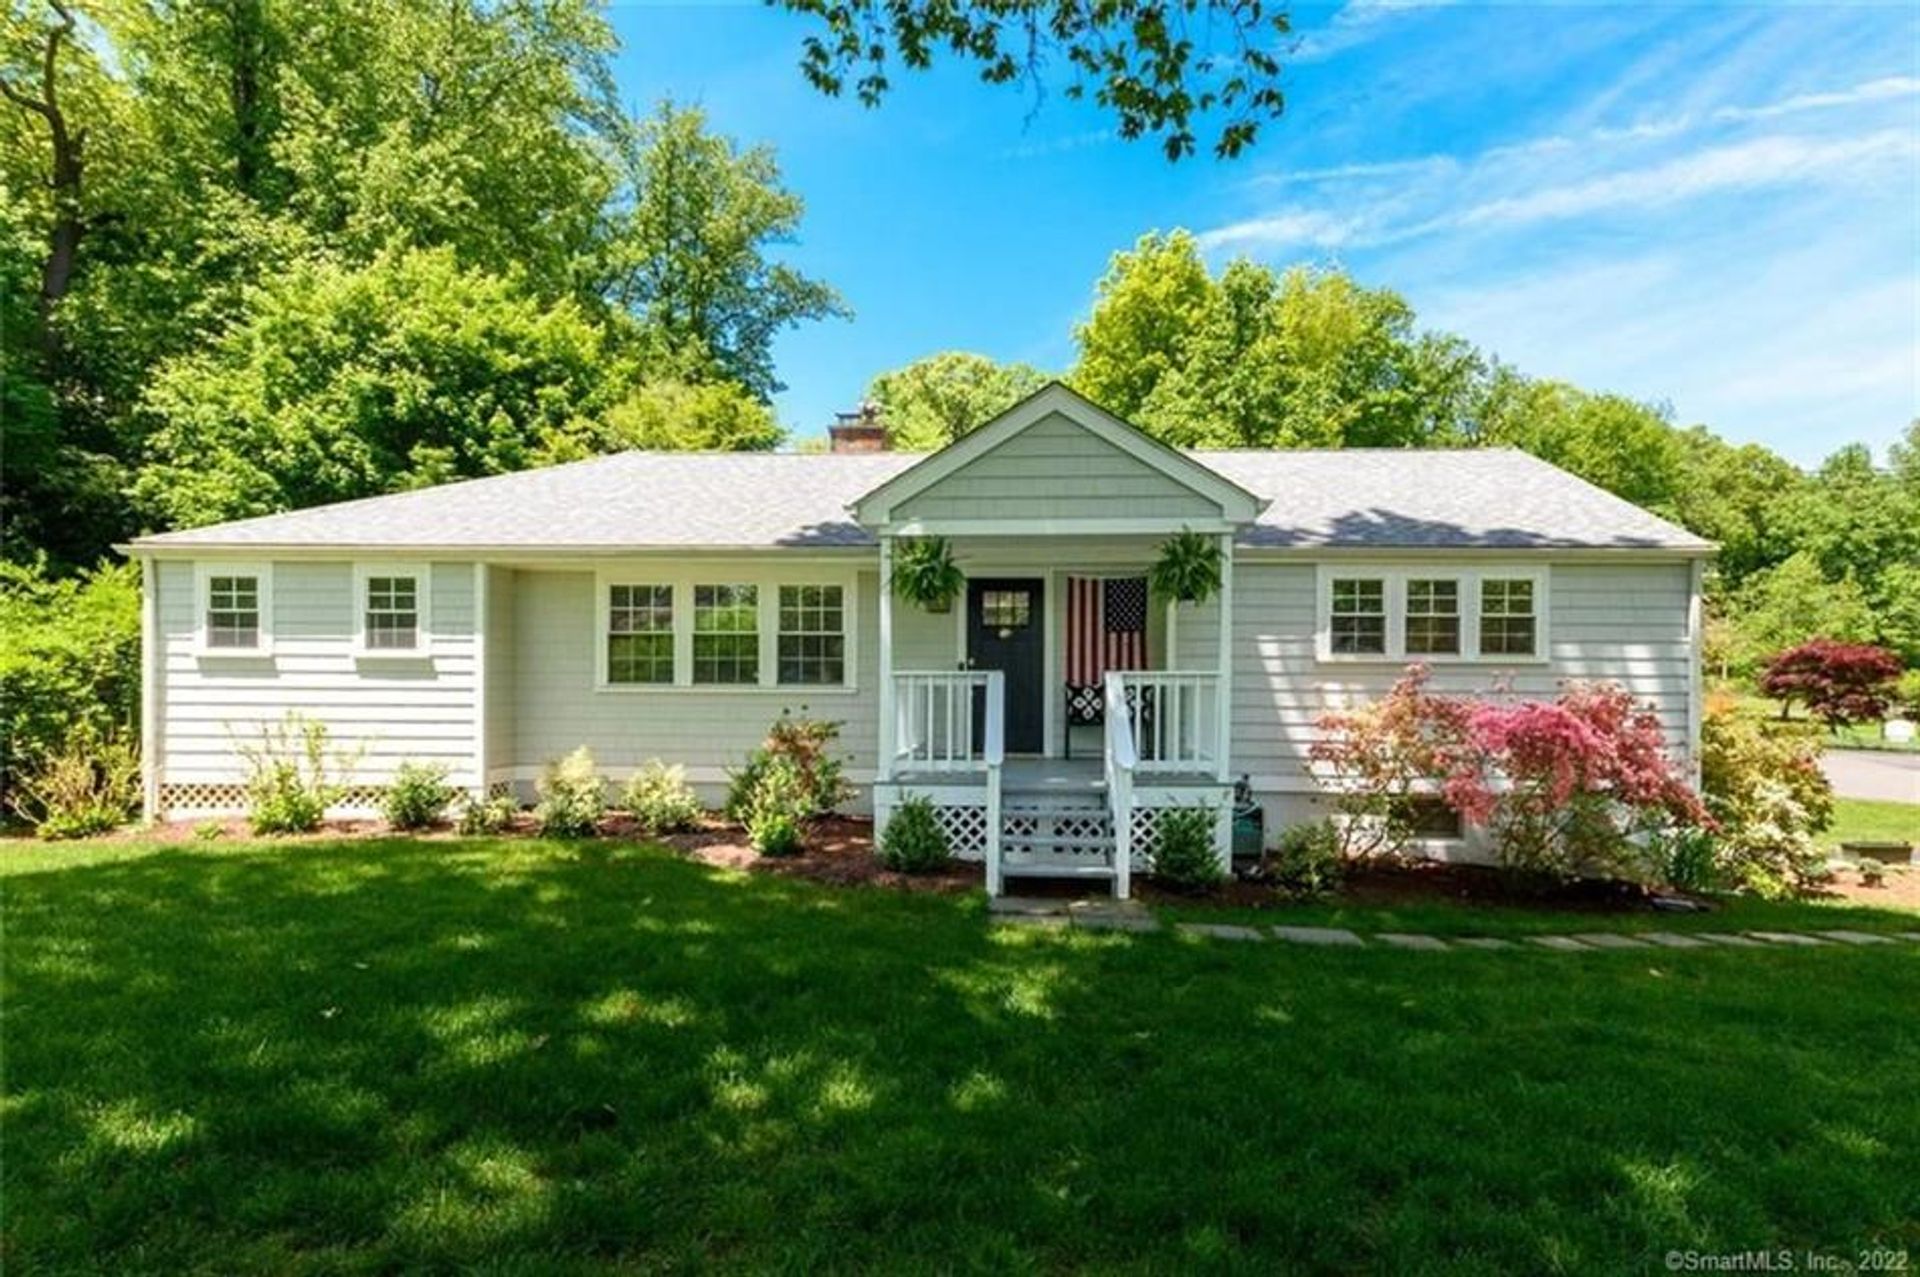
[889,757,1222,793]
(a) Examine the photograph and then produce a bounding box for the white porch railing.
[889,670,1005,893]
[890,670,1000,772]
[1103,670,1136,900]
[1109,670,1221,774]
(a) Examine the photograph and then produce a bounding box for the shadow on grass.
[4,838,1917,1271]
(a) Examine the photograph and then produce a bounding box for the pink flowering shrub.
[1313,668,1708,882]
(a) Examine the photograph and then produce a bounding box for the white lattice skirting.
[925,801,1175,864]
[157,782,447,818]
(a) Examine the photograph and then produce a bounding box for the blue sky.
[607,2,1919,465]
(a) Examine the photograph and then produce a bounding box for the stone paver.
[1072,912,1160,933]
[1378,932,1450,951]
[1177,923,1265,942]
[1898,932,1920,943]
[1639,932,1711,949]
[993,914,1067,930]
[1529,935,1593,952]
[1455,937,1517,950]
[1814,930,1896,946]
[1571,932,1654,950]
[989,896,1064,916]
[1272,925,1365,947]
[1748,931,1830,946]
[1696,932,1768,948]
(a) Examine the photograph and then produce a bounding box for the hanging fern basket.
[890,536,966,613]
[1148,528,1222,606]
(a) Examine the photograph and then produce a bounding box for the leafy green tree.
[1723,551,1878,677]
[1073,232,1489,448]
[1668,427,1805,587]
[1479,380,1687,518]
[778,0,1289,160]
[603,379,783,453]
[600,102,845,399]
[866,352,1050,449]
[134,247,634,528]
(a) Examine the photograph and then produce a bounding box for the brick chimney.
[828,401,890,453]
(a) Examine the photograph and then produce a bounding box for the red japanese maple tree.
[1758,639,1903,730]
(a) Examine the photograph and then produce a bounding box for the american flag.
[1067,576,1148,686]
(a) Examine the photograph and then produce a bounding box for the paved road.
[1820,749,1920,805]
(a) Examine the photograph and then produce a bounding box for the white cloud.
[1712,74,1920,123]
[1196,209,1363,252]
[1288,0,1460,64]
[1451,129,1918,230]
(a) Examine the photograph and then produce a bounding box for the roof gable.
[851,383,1266,530]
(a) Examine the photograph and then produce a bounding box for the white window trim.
[1314,565,1550,665]
[593,566,860,694]
[194,561,274,656]
[352,562,433,658]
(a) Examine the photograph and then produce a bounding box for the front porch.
[873,668,1235,899]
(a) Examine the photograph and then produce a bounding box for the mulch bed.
[668,816,981,893]
[1142,860,1689,915]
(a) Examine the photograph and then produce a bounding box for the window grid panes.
[1404,579,1461,655]
[981,590,1031,629]
[608,584,674,684]
[1480,579,1537,656]
[364,575,419,650]
[1329,578,1387,655]
[778,585,845,686]
[693,584,759,685]
[207,575,260,649]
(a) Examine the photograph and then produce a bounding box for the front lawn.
[5,837,1918,1271]
[1824,797,1920,848]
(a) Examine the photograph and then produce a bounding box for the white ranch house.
[125,384,1711,895]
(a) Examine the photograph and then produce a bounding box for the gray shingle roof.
[128,446,1709,552]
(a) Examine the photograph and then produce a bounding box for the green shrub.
[726,711,848,822]
[194,819,225,842]
[0,558,141,810]
[745,756,809,856]
[6,724,140,839]
[623,760,702,834]
[457,793,520,835]
[1269,820,1345,897]
[879,794,951,873]
[1654,824,1722,895]
[1896,669,1920,719]
[1699,711,1832,898]
[383,762,454,831]
[238,713,356,835]
[535,747,604,837]
[1149,805,1224,891]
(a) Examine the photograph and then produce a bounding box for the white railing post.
[1215,533,1234,785]
[1104,670,1137,900]
[877,536,895,782]
[984,671,1005,896]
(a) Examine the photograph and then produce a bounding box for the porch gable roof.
[849,383,1268,533]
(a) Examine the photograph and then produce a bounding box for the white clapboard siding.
[508,568,882,778]
[893,412,1221,523]
[1173,560,1696,787]
[156,559,479,789]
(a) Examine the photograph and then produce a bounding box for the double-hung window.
[1404,579,1461,656]
[206,573,263,650]
[693,585,759,685]
[607,584,674,684]
[364,575,420,650]
[1479,578,1538,657]
[1329,578,1388,655]
[777,585,845,686]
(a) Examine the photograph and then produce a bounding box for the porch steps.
[999,789,1120,878]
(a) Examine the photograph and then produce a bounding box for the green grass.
[1824,797,1920,848]
[5,837,1919,1272]
[1726,692,1920,753]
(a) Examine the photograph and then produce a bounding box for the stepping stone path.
[1177,923,1264,942]
[983,899,1920,954]
[1272,925,1364,947]
[1640,932,1712,949]
[1572,932,1654,950]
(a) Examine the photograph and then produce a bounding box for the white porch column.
[472,562,489,801]
[877,534,895,784]
[140,555,160,822]
[1214,533,1234,784]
